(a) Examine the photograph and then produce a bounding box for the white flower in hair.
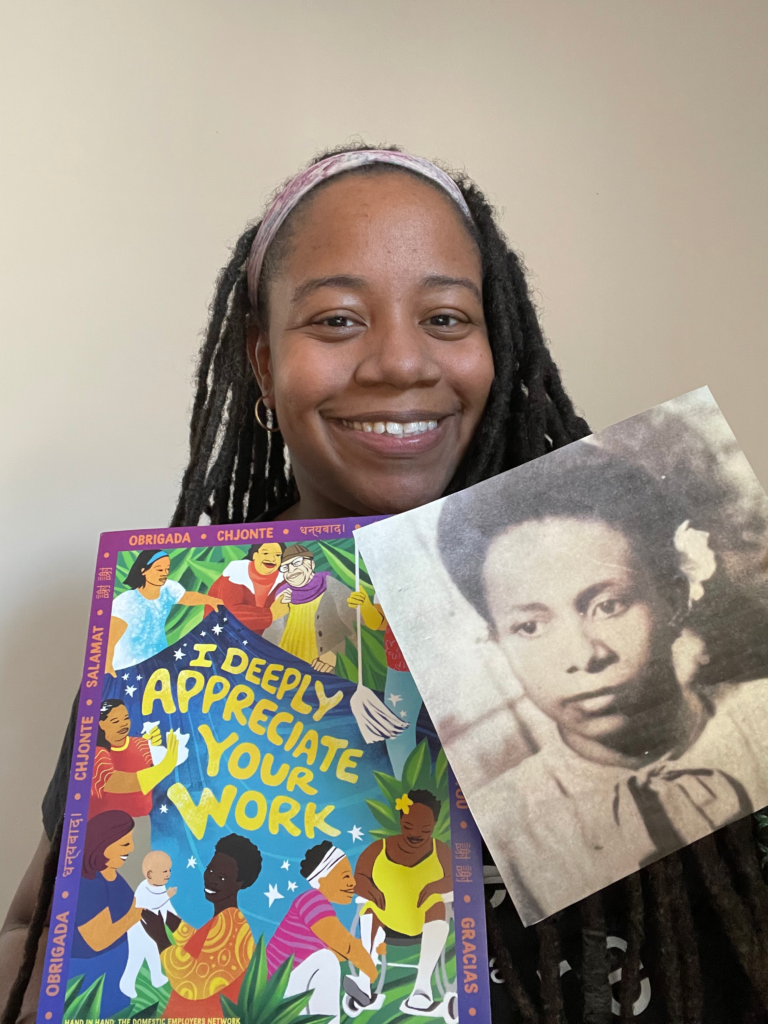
[673,520,717,606]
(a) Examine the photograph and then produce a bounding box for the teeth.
[344,419,440,435]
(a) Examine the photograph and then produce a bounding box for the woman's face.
[400,802,436,851]
[203,850,242,907]
[317,856,356,905]
[484,517,679,745]
[99,703,131,747]
[103,829,134,871]
[250,171,493,516]
[142,556,171,588]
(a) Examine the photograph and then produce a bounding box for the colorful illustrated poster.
[38,518,490,1024]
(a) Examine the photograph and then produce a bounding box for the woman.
[140,833,261,1018]
[353,789,453,1015]
[4,144,767,1023]
[69,810,142,1018]
[106,549,222,675]
[439,443,767,924]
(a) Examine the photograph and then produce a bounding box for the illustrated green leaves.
[219,935,333,1024]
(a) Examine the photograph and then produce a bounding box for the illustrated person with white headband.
[266,842,376,1024]
[106,549,222,675]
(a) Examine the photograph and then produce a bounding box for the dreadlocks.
[6,143,768,1024]
[170,142,590,528]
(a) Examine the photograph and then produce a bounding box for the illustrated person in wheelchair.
[265,841,377,1024]
[350,789,454,1017]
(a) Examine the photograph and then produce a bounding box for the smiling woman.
[9,142,768,1024]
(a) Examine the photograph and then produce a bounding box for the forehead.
[146,852,170,868]
[274,171,480,285]
[484,518,639,602]
[208,850,238,875]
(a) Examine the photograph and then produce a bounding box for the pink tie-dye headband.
[246,149,472,307]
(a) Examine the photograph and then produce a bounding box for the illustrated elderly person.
[263,543,355,673]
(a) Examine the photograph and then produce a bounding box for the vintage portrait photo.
[357,389,768,925]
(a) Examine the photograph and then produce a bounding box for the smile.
[341,419,438,436]
[204,887,216,893]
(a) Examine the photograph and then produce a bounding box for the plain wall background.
[1,0,766,921]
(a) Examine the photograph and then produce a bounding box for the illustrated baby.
[119,850,178,998]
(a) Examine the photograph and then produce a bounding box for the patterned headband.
[246,150,473,307]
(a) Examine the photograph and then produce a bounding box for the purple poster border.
[449,766,493,1024]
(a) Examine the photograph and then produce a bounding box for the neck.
[101,868,117,881]
[139,582,161,599]
[213,895,238,915]
[559,685,702,769]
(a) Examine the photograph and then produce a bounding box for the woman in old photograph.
[438,440,768,923]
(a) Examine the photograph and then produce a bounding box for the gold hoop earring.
[255,396,280,433]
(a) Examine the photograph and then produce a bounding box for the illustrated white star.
[243,639,248,645]
[159,804,168,813]
[223,617,228,622]
[136,675,142,681]
[400,710,408,718]
[348,825,365,842]
[124,685,136,697]
[174,649,184,660]
[200,631,207,637]
[264,884,284,908]
[122,673,129,681]
[387,694,403,707]
[212,624,223,635]
[281,860,290,870]
[187,856,197,869]
[287,880,297,892]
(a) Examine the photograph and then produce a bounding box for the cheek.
[497,638,554,699]
[273,339,350,419]
[603,607,657,666]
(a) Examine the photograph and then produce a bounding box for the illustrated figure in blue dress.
[106,550,222,675]
[69,810,142,1016]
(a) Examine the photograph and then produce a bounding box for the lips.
[328,414,452,457]
[564,687,623,716]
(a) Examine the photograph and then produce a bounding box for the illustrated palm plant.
[366,739,451,842]
[220,935,333,1024]
[64,961,169,1022]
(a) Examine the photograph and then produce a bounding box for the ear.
[246,324,275,410]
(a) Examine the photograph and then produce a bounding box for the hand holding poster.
[357,388,768,925]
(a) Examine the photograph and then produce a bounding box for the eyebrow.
[292,276,367,303]
[575,581,620,614]
[507,602,550,614]
[291,273,482,304]
[420,274,482,301]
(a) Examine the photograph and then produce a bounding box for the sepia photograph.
[357,389,768,925]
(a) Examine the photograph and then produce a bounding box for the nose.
[564,618,619,675]
[354,315,442,392]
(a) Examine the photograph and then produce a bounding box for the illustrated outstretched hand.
[347,590,384,630]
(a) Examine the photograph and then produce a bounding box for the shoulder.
[111,589,137,614]
[297,888,335,923]
[164,579,185,601]
[325,576,351,599]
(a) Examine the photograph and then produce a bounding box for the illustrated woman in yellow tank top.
[352,789,453,1016]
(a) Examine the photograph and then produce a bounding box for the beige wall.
[1,0,766,919]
